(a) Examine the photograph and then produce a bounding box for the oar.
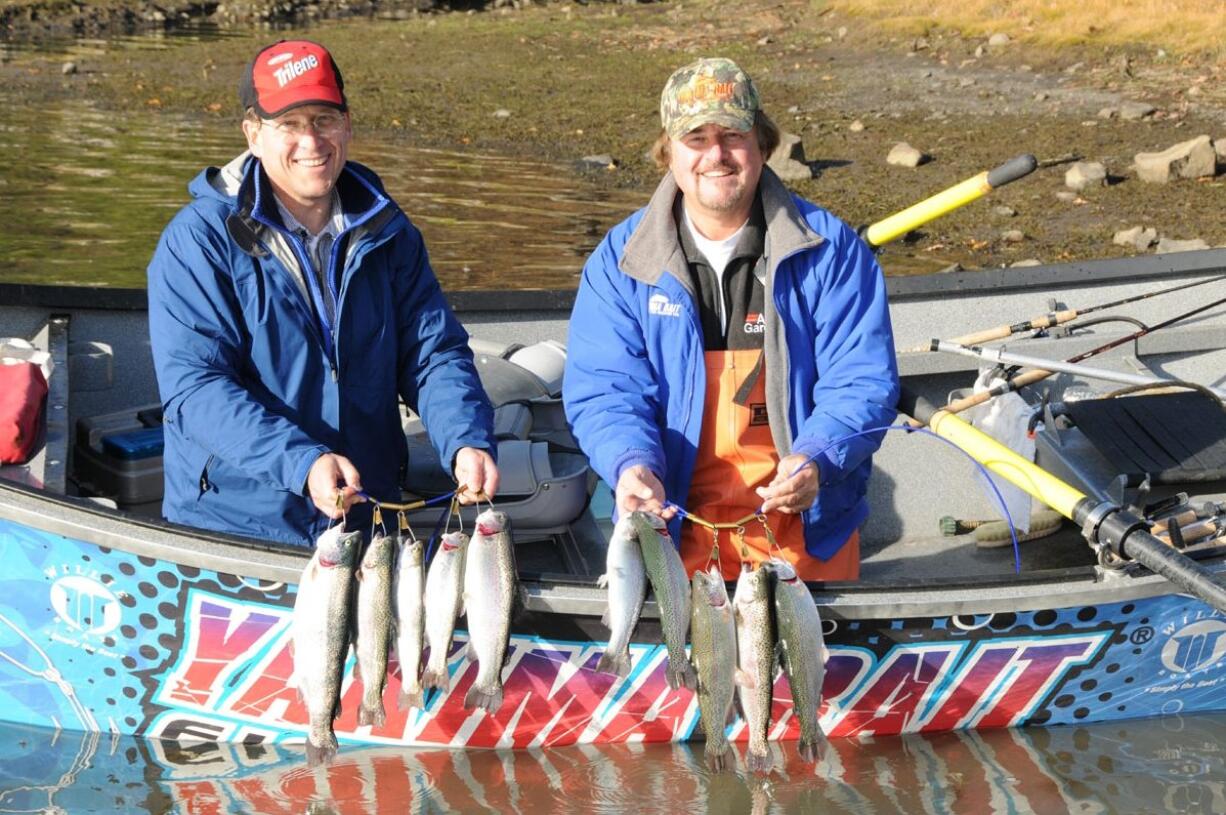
[862,154,1037,249]
[930,339,1226,400]
[899,387,1226,614]
[936,294,1226,415]
[946,274,1226,347]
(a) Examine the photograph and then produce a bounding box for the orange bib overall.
[679,349,859,581]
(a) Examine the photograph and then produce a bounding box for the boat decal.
[5,519,1226,746]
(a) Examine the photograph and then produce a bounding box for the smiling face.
[242,104,351,225]
[668,122,763,238]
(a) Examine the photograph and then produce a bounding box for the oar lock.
[1076,500,1152,568]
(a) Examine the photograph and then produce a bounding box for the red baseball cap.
[239,40,347,119]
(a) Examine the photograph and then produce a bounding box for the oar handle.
[863,153,1038,249]
[986,154,1038,189]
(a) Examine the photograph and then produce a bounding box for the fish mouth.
[318,556,338,568]
[475,521,502,536]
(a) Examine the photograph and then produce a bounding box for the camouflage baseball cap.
[660,57,760,140]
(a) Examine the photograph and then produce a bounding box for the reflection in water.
[1,715,1224,814]
[0,90,645,291]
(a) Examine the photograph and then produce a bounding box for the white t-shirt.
[680,206,748,329]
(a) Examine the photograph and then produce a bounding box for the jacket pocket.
[197,454,215,500]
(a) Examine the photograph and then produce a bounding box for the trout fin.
[705,742,732,773]
[399,688,425,711]
[463,684,504,714]
[734,668,755,689]
[305,733,338,768]
[797,730,829,764]
[358,702,387,728]
[746,749,774,775]
[666,658,697,691]
[420,665,450,692]
[594,650,632,678]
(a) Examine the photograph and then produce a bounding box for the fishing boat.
[3,247,1226,755]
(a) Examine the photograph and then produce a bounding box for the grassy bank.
[829,0,1226,59]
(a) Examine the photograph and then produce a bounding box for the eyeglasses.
[262,112,347,139]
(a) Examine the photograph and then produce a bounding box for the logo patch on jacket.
[749,404,769,425]
[743,312,766,334]
[648,293,683,318]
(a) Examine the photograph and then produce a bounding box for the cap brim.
[666,109,755,140]
[255,86,346,119]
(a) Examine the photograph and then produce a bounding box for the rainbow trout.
[291,524,361,766]
[690,566,738,772]
[733,565,776,775]
[595,516,646,677]
[393,534,426,710]
[353,531,396,727]
[630,511,696,691]
[767,557,828,763]
[422,530,469,691]
[463,510,517,713]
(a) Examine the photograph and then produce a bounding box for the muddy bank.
[2,0,1224,274]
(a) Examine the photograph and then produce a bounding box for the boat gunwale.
[4,478,1222,622]
[2,247,1225,313]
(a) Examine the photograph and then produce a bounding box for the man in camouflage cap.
[565,57,899,584]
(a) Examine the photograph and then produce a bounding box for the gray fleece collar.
[618,166,824,286]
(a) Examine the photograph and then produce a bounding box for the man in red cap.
[147,40,499,546]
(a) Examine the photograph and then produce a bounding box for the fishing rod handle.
[947,309,1079,346]
[941,368,1052,416]
[986,154,1038,189]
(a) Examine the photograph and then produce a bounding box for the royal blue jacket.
[148,154,494,546]
[564,169,899,560]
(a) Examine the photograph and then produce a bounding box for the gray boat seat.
[401,436,590,535]
[507,340,566,398]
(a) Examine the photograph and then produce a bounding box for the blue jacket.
[563,169,899,560]
[148,154,495,546]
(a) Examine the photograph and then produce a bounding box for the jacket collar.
[618,166,824,286]
[221,154,399,258]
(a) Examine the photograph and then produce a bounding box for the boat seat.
[1061,391,1226,484]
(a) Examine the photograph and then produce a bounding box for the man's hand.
[755,454,819,515]
[307,453,365,518]
[615,464,676,520]
[454,447,499,504]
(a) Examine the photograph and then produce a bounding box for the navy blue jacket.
[148,154,494,546]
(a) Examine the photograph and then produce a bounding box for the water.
[0,72,643,291]
[1,715,1224,814]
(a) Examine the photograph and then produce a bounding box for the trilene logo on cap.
[266,50,322,89]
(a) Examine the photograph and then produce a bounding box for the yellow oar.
[899,386,1226,613]
[864,154,1037,249]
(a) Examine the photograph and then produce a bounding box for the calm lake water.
[2,714,1225,814]
[1,25,1222,815]
[0,29,645,291]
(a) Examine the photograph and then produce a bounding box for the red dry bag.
[0,362,48,464]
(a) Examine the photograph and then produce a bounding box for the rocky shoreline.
[1,0,611,40]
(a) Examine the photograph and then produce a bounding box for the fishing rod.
[931,339,1226,400]
[937,293,1226,415]
[945,274,1226,347]
[862,154,1038,249]
[899,386,1226,615]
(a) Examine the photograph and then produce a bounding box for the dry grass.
[827,0,1226,57]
